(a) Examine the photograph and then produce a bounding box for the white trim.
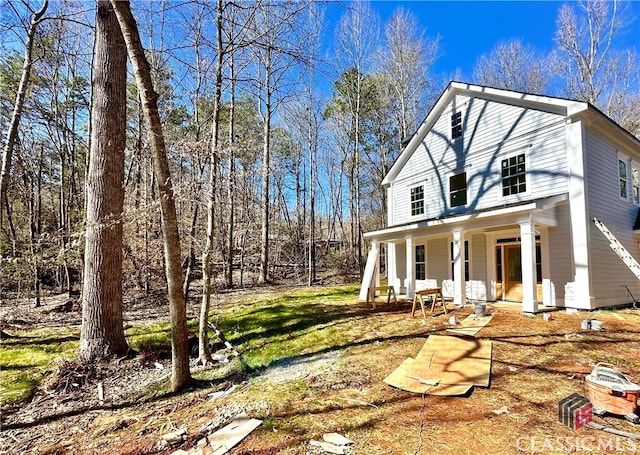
[364,194,567,242]
[500,149,531,201]
[618,151,630,201]
[405,238,415,299]
[452,230,466,307]
[520,222,539,313]
[409,182,426,218]
[566,120,593,309]
[632,161,640,206]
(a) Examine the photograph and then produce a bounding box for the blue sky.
[325,1,640,83]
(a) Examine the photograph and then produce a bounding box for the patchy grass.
[0,328,79,404]
[216,284,364,369]
[5,285,640,455]
[125,322,173,354]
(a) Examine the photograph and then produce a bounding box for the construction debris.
[162,414,262,455]
[162,428,187,446]
[309,432,353,454]
[384,335,492,396]
[446,314,494,337]
[208,415,262,454]
[310,440,344,454]
[323,433,353,446]
[207,385,237,401]
[490,406,509,415]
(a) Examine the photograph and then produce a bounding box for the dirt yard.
[2,287,640,454]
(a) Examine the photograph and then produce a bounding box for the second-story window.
[450,172,467,207]
[451,111,462,139]
[619,158,628,199]
[411,185,424,216]
[502,153,526,196]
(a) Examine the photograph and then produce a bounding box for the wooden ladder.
[593,217,640,281]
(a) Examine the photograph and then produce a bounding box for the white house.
[359,81,640,312]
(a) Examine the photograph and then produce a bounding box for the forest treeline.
[1,0,640,387]
[2,0,639,297]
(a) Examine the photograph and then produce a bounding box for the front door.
[504,245,523,301]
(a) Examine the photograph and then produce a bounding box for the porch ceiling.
[365,194,567,243]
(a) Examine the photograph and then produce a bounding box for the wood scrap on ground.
[446,314,494,336]
[323,433,353,446]
[208,415,262,454]
[384,334,492,396]
[310,432,353,454]
[310,440,344,454]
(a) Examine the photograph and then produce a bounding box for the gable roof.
[383,81,594,186]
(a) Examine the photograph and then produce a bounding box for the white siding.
[584,130,640,306]
[547,204,573,307]
[468,234,487,300]
[395,242,407,293]
[426,237,449,286]
[470,234,487,283]
[391,96,569,226]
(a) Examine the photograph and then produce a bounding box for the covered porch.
[360,196,568,314]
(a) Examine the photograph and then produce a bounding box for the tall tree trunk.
[354,83,363,278]
[258,50,272,285]
[0,0,48,227]
[182,202,199,302]
[308,102,316,286]
[79,0,128,362]
[226,55,236,289]
[198,0,225,366]
[111,0,191,391]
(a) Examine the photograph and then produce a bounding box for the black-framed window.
[451,111,462,139]
[415,245,426,280]
[502,153,526,196]
[411,185,424,216]
[450,240,470,281]
[450,172,467,207]
[536,244,542,284]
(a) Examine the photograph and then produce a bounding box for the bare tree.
[617,93,640,138]
[333,1,379,277]
[78,0,128,362]
[378,7,438,140]
[249,0,311,284]
[111,0,191,391]
[554,0,638,118]
[474,40,551,94]
[198,0,226,366]
[0,0,48,225]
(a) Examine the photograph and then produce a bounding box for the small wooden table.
[412,288,447,318]
[367,286,397,309]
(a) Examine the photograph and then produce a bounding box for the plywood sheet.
[384,335,492,396]
[209,416,263,455]
[446,314,494,337]
[384,358,473,396]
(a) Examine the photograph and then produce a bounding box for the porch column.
[387,242,398,293]
[405,237,415,300]
[371,240,380,289]
[452,229,466,307]
[358,240,380,301]
[520,221,539,314]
